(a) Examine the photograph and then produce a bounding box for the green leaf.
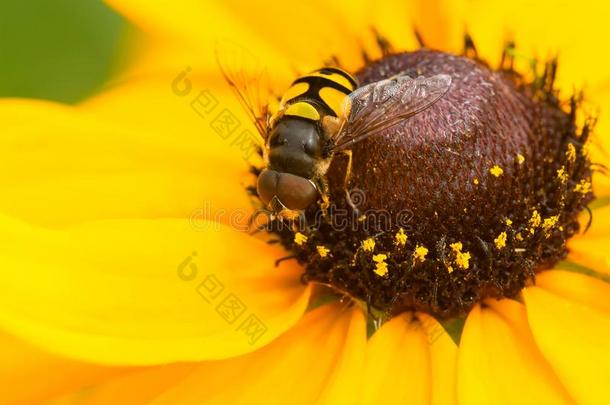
[0,0,126,103]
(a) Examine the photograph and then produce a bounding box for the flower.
[1,0,610,404]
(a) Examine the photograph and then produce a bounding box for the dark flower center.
[257,45,594,320]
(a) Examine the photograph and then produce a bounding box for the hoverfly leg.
[292,210,309,234]
[341,149,360,215]
[315,177,332,220]
[248,208,271,235]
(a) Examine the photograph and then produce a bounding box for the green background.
[0,0,126,104]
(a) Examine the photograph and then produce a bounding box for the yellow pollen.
[374,261,388,277]
[566,143,576,162]
[450,242,463,253]
[373,253,387,263]
[528,210,542,234]
[529,210,542,228]
[316,245,330,258]
[413,245,428,262]
[516,154,525,164]
[395,228,408,246]
[294,232,308,246]
[574,179,592,194]
[490,165,504,177]
[542,215,560,236]
[447,265,454,274]
[473,178,479,185]
[362,238,376,252]
[372,254,389,277]
[494,232,507,250]
[556,166,568,183]
[505,219,513,226]
[515,232,523,241]
[455,251,471,270]
[449,242,470,270]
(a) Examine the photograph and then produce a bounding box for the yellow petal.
[360,312,458,405]
[439,0,610,92]
[106,0,610,123]
[0,332,130,405]
[568,205,610,275]
[419,313,458,405]
[524,286,610,405]
[104,0,351,79]
[82,75,264,153]
[588,87,610,200]
[457,301,573,405]
[106,0,460,82]
[106,0,370,72]
[365,0,463,53]
[589,129,610,201]
[150,303,366,405]
[218,0,364,70]
[106,0,291,74]
[361,313,431,404]
[0,99,252,228]
[0,214,310,365]
[53,364,197,405]
[456,305,494,404]
[410,0,463,51]
[536,270,610,314]
[575,204,610,239]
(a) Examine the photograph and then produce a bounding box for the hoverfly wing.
[330,73,452,152]
[215,40,278,139]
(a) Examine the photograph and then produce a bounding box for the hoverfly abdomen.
[276,67,358,122]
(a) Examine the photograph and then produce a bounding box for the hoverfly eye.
[269,133,284,147]
[303,137,322,157]
[256,169,279,206]
[256,169,318,211]
[276,173,318,210]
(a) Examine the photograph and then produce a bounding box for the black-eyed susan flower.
[2,1,610,404]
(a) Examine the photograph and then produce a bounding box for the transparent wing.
[330,73,452,152]
[215,40,277,139]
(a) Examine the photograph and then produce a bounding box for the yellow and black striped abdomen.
[278,67,358,122]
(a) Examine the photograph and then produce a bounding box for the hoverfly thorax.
[266,117,323,178]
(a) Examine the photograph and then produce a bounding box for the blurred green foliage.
[0,0,126,103]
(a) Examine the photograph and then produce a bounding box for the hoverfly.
[217,46,452,220]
